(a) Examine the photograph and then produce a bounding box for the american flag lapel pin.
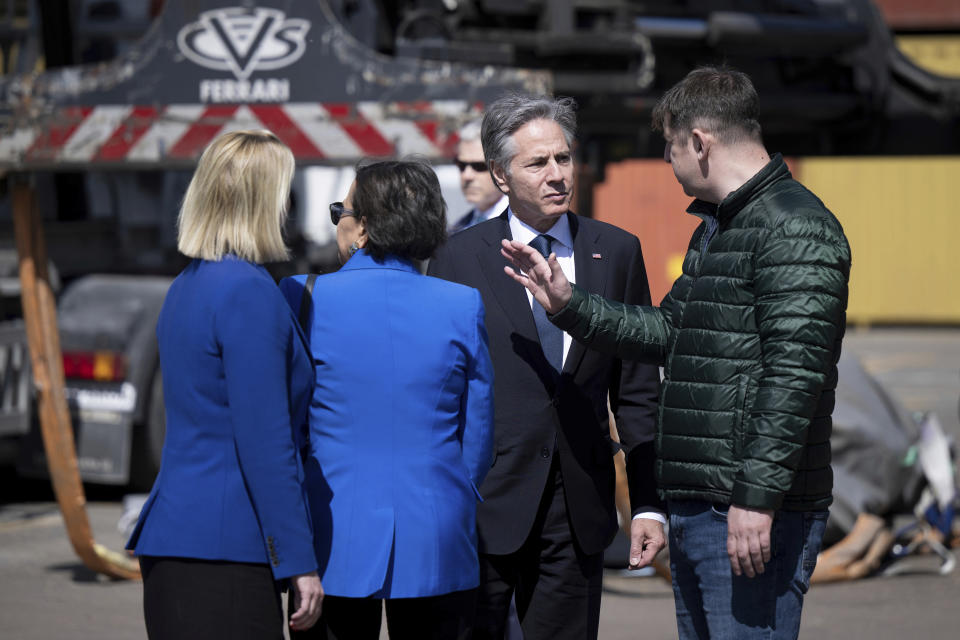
[591,252,602,259]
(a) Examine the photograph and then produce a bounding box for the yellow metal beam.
[798,156,960,325]
[897,36,960,78]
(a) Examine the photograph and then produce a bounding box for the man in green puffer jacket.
[500,66,851,640]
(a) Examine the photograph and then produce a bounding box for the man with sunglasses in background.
[450,120,509,233]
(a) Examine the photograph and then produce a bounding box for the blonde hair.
[177,130,294,263]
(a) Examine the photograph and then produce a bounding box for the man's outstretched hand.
[500,239,574,314]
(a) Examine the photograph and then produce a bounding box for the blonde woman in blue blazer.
[280,160,494,640]
[127,131,323,639]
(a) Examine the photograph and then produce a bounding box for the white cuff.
[632,511,667,525]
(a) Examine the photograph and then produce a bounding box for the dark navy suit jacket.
[428,212,662,556]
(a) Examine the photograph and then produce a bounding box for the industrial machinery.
[0,0,956,577]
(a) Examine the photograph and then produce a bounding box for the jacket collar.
[506,207,575,251]
[686,153,790,222]
[490,209,580,243]
[203,254,272,279]
[337,249,420,275]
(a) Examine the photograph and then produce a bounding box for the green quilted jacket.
[552,154,851,512]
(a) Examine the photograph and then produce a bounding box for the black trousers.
[475,466,604,640]
[291,589,477,640]
[140,556,283,640]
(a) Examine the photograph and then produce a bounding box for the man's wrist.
[632,511,666,525]
[548,284,583,326]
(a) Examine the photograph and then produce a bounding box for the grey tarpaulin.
[825,352,925,545]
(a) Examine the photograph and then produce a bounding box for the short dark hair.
[651,66,762,144]
[481,94,577,176]
[352,159,447,262]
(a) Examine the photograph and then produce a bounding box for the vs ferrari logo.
[177,7,310,81]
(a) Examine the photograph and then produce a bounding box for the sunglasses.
[455,159,488,173]
[329,202,356,225]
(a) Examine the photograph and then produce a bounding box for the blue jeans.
[668,500,828,640]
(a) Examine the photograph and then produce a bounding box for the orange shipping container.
[592,159,699,304]
[872,0,960,30]
[594,156,960,325]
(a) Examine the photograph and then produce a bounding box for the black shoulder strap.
[298,273,318,333]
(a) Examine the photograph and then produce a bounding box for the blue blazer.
[128,257,317,580]
[280,251,494,598]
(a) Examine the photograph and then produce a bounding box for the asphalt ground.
[0,327,957,639]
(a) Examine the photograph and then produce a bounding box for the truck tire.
[130,371,165,491]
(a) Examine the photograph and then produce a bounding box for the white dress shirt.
[508,209,575,367]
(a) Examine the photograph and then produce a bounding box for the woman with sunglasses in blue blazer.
[281,159,494,640]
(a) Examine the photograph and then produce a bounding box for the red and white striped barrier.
[0,101,478,167]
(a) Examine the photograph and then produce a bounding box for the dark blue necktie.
[529,234,563,375]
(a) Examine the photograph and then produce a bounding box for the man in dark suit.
[428,94,665,640]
